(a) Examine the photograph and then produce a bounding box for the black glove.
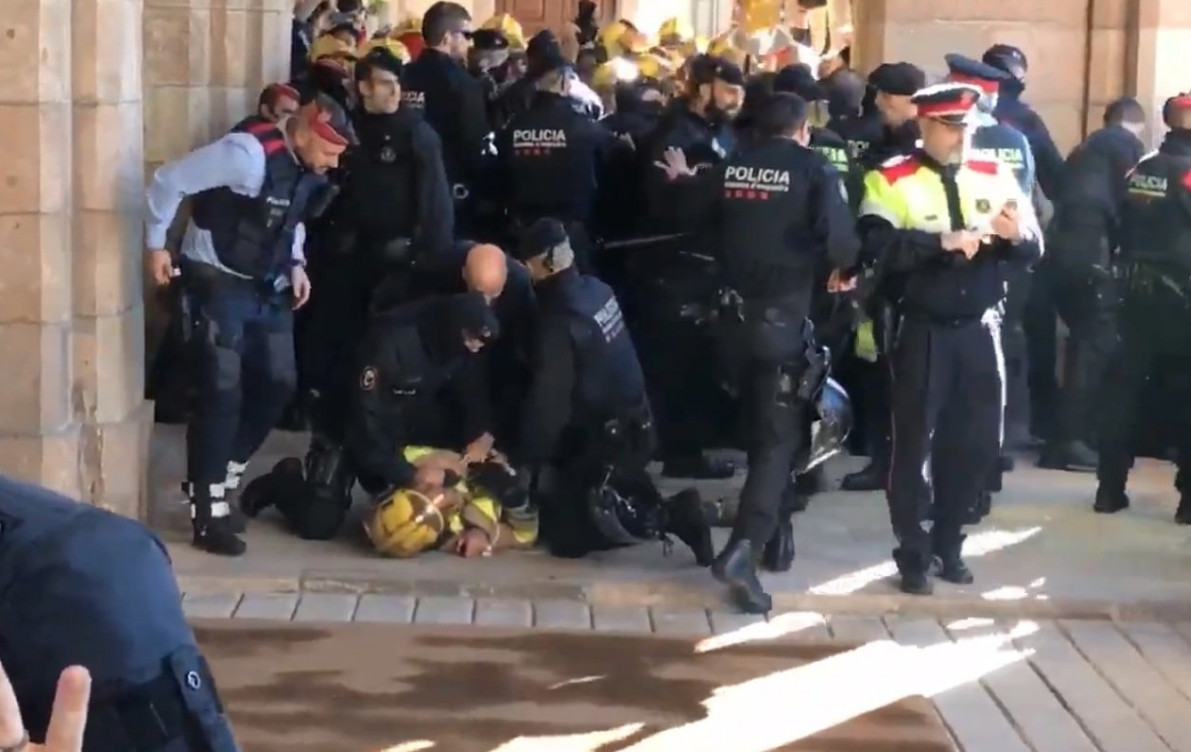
[469,461,526,509]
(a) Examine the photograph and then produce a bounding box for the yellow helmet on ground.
[482,13,524,49]
[366,488,453,558]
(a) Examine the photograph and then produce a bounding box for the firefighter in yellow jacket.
[365,447,539,558]
[857,82,1043,596]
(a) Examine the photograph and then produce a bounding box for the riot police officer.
[1095,95,1191,522]
[243,292,500,540]
[400,1,490,232]
[859,83,1042,595]
[983,44,1065,202]
[686,93,860,613]
[1038,97,1146,471]
[510,219,714,565]
[494,46,622,272]
[772,65,854,191]
[0,474,239,750]
[144,93,354,556]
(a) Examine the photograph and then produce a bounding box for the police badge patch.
[379,146,396,163]
[360,367,377,390]
[975,198,991,213]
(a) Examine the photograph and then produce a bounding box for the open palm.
[0,658,90,752]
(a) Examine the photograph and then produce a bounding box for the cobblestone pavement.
[182,590,1191,752]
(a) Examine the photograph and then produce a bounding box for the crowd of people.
[142,0,1191,615]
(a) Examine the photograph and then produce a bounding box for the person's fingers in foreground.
[42,667,90,752]
[0,657,28,750]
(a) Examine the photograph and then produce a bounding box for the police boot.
[185,481,247,534]
[841,462,884,492]
[711,540,772,614]
[188,483,246,557]
[794,466,824,497]
[1093,485,1130,514]
[931,533,974,585]
[963,491,992,525]
[662,489,714,567]
[892,548,933,596]
[761,487,801,572]
[239,458,305,518]
[1037,441,1098,472]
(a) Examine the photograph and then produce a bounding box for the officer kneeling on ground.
[364,447,539,558]
[0,475,239,751]
[663,92,859,613]
[510,219,714,564]
[145,93,354,557]
[241,292,501,540]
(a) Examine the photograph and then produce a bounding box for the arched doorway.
[495,0,618,36]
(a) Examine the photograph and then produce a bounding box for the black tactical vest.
[968,121,1034,195]
[190,117,323,280]
[1123,150,1191,274]
[556,273,647,421]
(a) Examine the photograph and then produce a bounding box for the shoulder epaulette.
[877,155,920,184]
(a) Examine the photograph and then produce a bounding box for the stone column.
[0,1,78,497]
[1085,0,1130,136]
[72,0,154,518]
[1131,0,1191,147]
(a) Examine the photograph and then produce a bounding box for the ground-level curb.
[173,570,1191,622]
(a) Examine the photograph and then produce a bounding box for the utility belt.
[83,647,238,752]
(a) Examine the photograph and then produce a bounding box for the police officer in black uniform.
[691,92,860,613]
[243,292,500,539]
[494,45,622,273]
[1037,97,1146,471]
[0,474,239,751]
[839,61,926,493]
[983,44,1065,202]
[400,1,490,233]
[1095,94,1191,522]
[772,65,854,193]
[145,94,354,556]
[829,76,884,166]
[510,219,714,564]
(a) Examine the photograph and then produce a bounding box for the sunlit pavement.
[154,425,1191,750]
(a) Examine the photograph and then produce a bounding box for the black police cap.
[868,62,925,96]
[774,63,825,101]
[471,29,509,52]
[448,291,501,341]
[514,218,570,262]
[527,29,559,59]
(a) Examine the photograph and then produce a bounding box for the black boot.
[663,489,715,567]
[841,462,884,492]
[932,533,974,585]
[184,482,247,534]
[963,491,992,525]
[711,540,772,614]
[794,466,824,496]
[662,453,737,480]
[1093,485,1129,514]
[239,458,305,518]
[760,516,795,572]
[189,484,247,557]
[1037,441,1098,472]
[893,548,933,596]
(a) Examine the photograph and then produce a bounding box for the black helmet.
[982,44,1028,81]
[792,376,853,474]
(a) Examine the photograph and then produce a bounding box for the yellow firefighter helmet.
[364,37,410,63]
[392,14,421,36]
[657,17,691,44]
[481,13,525,49]
[310,33,358,62]
[365,488,454,558]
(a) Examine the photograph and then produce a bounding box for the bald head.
[462,243,508,302]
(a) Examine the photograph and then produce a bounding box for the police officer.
[829,75,883,165]
[145,93,354,556]
[0,474,239,750]
[945,53,1037,484]
[694,92,860,613]
[772,64,857,204]
[510,219,714,564]
[400,1,490,232]
[1037,97,1146,472]
[635,54,746,481]
[983,44,1065,202]
[838,61,927,493]
[1095,94,1191,522]
[494,45,622,273]
[243,292,501,540]
[859,83,1042,595]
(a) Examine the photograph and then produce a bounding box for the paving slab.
[155,427,1191,619]
[182,592,241,619]
[291,593,360,623]
[233,593,298,621]
[648,607,712,636]
[412,596,476,625]
[472,598,533,628]
[531,599,592,630]
[351,594,416,624]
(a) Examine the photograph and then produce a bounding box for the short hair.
[355,48,403,83]
[1104,96,1144,126]
[754,92,810,138]
[422,2,471,46]
[258,83,299,111]
[535,67,568,92]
